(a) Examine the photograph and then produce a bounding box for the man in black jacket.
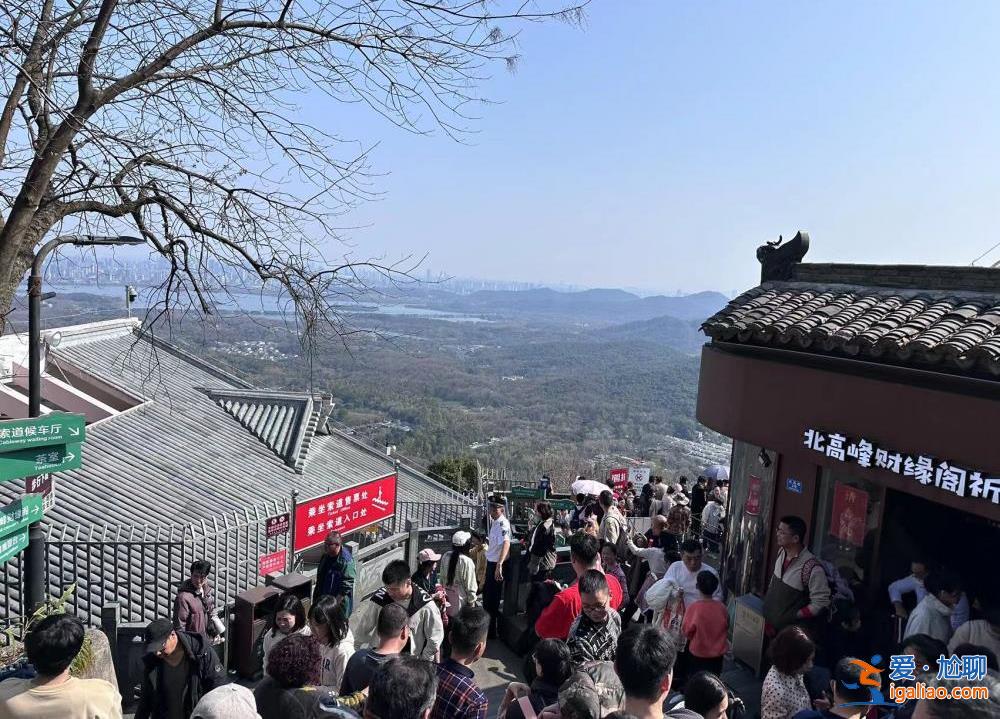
[135,617,226,719]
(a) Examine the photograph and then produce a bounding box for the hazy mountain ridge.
[403,287,729,324]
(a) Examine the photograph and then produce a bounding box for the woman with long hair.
[441,529,478,616]
[308,596,354,688]
[262,592,311,672]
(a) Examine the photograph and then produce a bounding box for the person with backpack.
[762,516,831,638]
[356,559,444,661]
[441,530,479,617]
[135,617,227,719]
[597,492,628,559]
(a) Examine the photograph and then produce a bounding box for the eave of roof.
[704,236,1000,378]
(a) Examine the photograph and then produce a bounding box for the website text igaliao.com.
[888,683,991,703]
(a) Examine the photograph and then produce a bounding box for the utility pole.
[23,234,145,611]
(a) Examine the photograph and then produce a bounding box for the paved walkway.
[475,638,525,709]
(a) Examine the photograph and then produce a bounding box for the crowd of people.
[1,478,998,719]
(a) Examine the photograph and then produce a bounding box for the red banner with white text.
[293,473,397,553]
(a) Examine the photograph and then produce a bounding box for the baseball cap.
[144,618,174,655]
[452,530,472,546]
[192,685,261,719]
[418,548,441,562]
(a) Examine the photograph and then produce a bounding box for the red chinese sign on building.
[745,475,762,516]
[293,473,397,553]
[830,483,868,547]
[259,549,287,576]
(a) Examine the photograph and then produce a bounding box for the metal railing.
[0,499,479,628]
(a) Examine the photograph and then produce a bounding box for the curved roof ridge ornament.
[757,231,811,282]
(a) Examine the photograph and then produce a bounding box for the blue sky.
[309,1,1000,294]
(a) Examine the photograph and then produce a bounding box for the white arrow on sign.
[69,427,80,437]
[63,451,75,463]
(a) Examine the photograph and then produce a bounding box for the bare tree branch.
[0,0,587,341]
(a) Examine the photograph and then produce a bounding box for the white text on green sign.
[0,495,44,538]
[0,413,86,454]
[0,444,82,483]
[0,528,29,564]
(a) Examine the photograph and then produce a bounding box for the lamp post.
[23,233,145,611]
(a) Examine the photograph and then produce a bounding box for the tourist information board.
[0,495,44,539]
[0,528,29,564]
[0,413,85,453]
[0,444,81,483]
[293,473,397,553]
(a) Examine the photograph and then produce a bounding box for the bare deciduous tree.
[0,0,583,334]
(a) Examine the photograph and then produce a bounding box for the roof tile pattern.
[209,390,315,470]
[702,282,1000,375]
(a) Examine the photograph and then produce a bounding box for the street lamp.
[23,233,145,611]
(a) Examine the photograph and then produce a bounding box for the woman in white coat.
[441,529,479,616]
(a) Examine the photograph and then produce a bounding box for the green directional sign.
[0,444,81,483]
[0,494,44,538]
[0,413,85,454]
[510,486,543,499]
[0,528,29,564]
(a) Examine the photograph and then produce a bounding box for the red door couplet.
[292,473,398,553]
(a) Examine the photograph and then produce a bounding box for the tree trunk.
[0,247,33,326]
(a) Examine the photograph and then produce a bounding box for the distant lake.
[47,284,491,323]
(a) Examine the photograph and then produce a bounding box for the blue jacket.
[313,547,356,616]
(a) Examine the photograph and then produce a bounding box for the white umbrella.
[702,465,729,481]
[571,478,610,497]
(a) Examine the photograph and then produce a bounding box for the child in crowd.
[681,570,729,678]
[567,570,622,665]
[308,596,354,688]
[262,592,311,673]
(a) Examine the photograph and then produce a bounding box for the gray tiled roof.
[0,321,476,622]
[702,281,1000,375]
[208,389,316,470]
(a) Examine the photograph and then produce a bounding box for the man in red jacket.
[535,533,623,640]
